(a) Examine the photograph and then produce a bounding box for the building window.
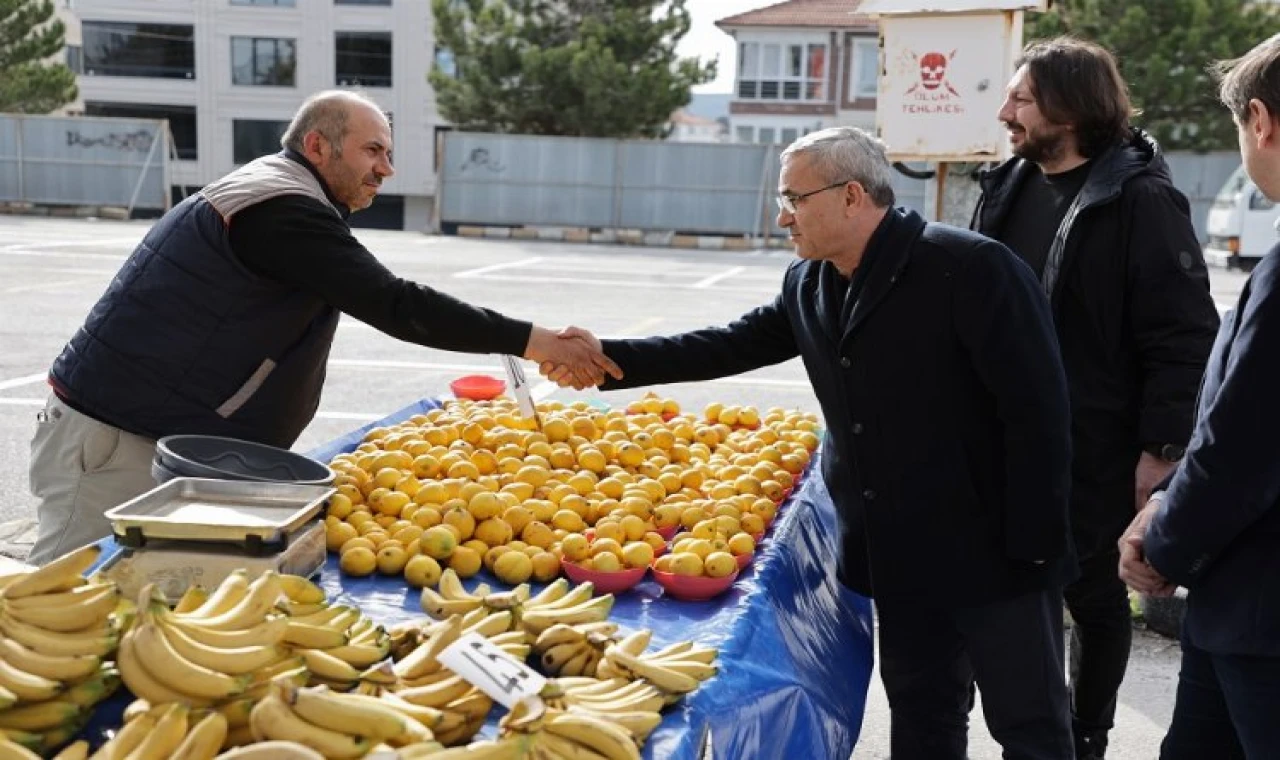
[232,37,296,86]
[434,47,457,78]
[232,0,296,5]
[336,31,392,87]
[737,41,826,101]
[758,127,776,145]
[781,127,798,146]
[65,45,82,74]
[233,119,289,163]
[851,38,879,99]
[85,102,198,160]
[735,126,753,144]
[82,21,195,79]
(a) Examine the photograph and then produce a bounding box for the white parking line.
[0,374,46,392]
[0,249,128,261]
[462,273,775,295]
[692,266,745,289]
[3,277,101,295]
[0,238,140,252]
[454,257,544,279]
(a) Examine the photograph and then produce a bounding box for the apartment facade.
[716,0,878,146]
[63,0,441,230]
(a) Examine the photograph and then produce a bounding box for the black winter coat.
[601,208,1076,606]
[974,129,1220,557]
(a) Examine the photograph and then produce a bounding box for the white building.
[63,0,442,230]
[667,109,726,143]
[716,0,879,146]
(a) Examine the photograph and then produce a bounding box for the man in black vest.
[27,90,620,566]
[545,126,1077,759]
[972,39,1220,759]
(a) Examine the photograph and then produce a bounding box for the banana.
[215,698,255,729]
[166,611,288,649]
[5,583,119,631]
[480,585,529,611]
[242,665,307,702]
[248,692,371,760]
[277,601,328,617]
[346,616,376,638]
[0,613,117,658]
[521,595,614,635]
[393,741,447,759]
[437,571,488,603]
[131,611,250,700]
[377,691,447,729]
[278,575,327,605]
[614,629,651,658]
[0,731,39,753]
[602,646,699,694]
[177,573,282,631]
[122,699,153,723]
[323,641,389,669]
[122,702,188,760]
[644,641,692,660]
[564,692,665,716]
[645,644,717,666]
[531,731,611,760]
[443,689,492,724]
[298,649,360,683]
[173,585,209,614]
[321,608,362,633]
[560,648,594,678]
[465,610,513,638]
[394,615,464,680]
[640,659,717,681]
[116,630,211,707]
[399,669,462,689]
[541,642,589,674]
[1,544,100,600]
[359,660,398,686]
[458,606,491,631]
[0,637,100,683]
[394,674,473,708]
[411,737,531,760]
[52,740,89,760]
[349,625,385,646]
[566,706,661,744]
[524,578,570,608]
[420,587,483,620]
[544,712,640,760]
[530,582,594,612]
[177,571,249,620]
[158,610,289,675]
[285,684,410,742]
[0,653,62,702]
[220,724,256,750]
[0,738,41,760]
[0,687,13,712]
[534,624,587,652]
[170,711,228,760]
[288,605,351,627]
[64,665,120,707]
[0,700,82,732]
[87,712,157,760]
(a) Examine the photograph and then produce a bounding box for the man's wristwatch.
[1143,443,1186,463]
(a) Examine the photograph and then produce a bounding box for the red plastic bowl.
[651,566,739,601]
[734,552,752,570]
[450,375,506,401]
[656,524,678,541]
[562,561,646,594]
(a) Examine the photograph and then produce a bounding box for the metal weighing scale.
[97,477,333,603]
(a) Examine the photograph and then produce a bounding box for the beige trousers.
[27,395,157,566]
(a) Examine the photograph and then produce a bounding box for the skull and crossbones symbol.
[906,50,960,96]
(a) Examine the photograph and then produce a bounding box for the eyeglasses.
[775,179,853,214]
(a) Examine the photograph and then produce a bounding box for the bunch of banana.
[420,570,492,620]
[532,622,619,678]
[118,575,290,706]
[89,704,229,760]
[596,631,718,702]
[494,696,643,760]
[0,736,90,760]
[537,680,664,747]
[272,579,392,689]
[518,586,613,638]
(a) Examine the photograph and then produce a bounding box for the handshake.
[525,325,623,390]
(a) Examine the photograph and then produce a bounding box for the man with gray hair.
[27,89,620,565]
[544,126,1077,758]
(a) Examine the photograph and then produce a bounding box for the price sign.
[438,632,547,708]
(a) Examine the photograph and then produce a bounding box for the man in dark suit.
[1120,34,1280,758]
[544,127,1077,759]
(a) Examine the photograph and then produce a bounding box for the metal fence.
[438,131,1238,242]
[0,114,170,211]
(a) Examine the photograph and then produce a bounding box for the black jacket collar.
[281,149,351,220]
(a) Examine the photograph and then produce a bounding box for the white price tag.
[501,355,542,428]
[437,632,547,709]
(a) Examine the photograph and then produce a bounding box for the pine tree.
[1027,0,1280,151]
[0,0,77,114]
[430,0,716,138]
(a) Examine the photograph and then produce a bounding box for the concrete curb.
[455,225,788,252]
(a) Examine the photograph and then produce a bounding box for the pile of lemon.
[320,393,820,590]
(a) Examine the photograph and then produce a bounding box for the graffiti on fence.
[65,129,155,152]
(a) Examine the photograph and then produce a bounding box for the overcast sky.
[677,0,770,93]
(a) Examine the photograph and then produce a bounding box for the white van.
[1203,165,1280,270]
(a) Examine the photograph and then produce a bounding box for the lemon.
[448,546,483,578]
[473,517,514,547]
[420,526,457,560]
[531,551,561,582]
[728,533,756,556]
[669,552,704,577]
[494,551,534,585]
[560,533,591,562]
[326,522,358,552]
[376,545,409,575]
[340,547,377,577]
[622,541,655,569]
[592,552,622,573]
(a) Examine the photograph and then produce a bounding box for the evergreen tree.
[0,0,78,114]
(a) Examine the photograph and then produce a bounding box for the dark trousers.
[1063,549,1133,756]
[1160,638,1280,759]
[877,588,1075,760]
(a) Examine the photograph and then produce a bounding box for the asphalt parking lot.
[0,215,1250,757]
